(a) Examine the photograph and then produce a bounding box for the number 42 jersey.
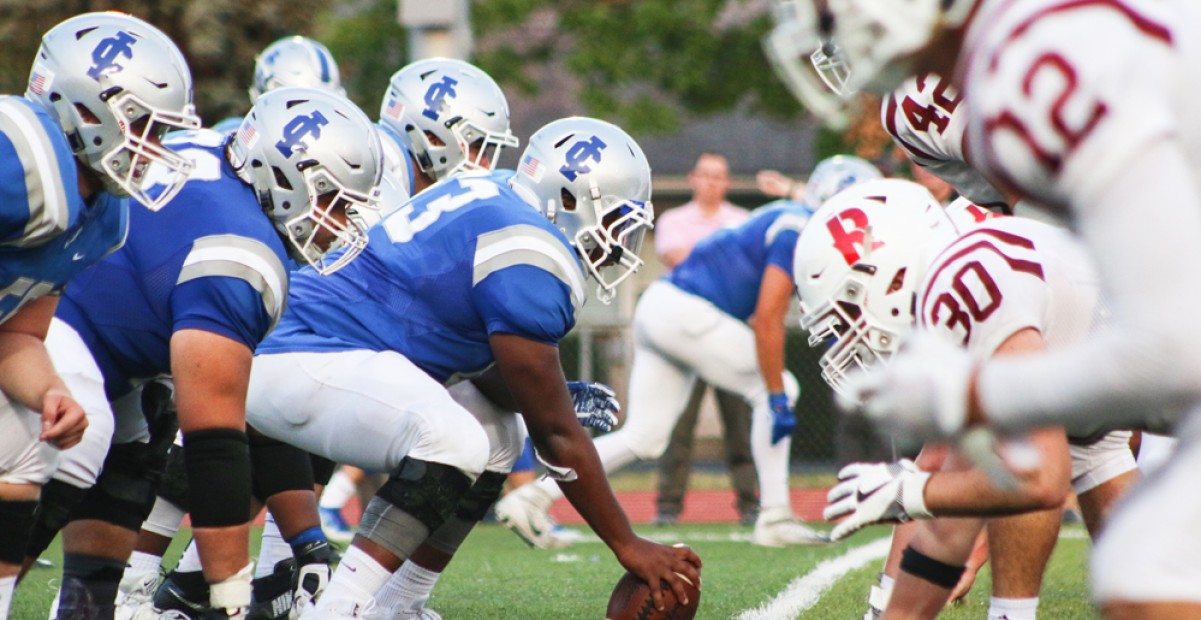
[259,171,587,385]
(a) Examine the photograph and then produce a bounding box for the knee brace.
[158,443,189,511]
[375,457,472,532]
[249,433,314,503]
[309,454,337,487]
[454,471,507,522]
[25,480,88,558]
[900,546,966,589]
[0,500,37,564]
[72,440,173,531]
[184,429,251,528]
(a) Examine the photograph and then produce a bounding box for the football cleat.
[153,569,211,618]
[247,559,295,620]
[751,506,832,547]
[115,567,163,620]
[319,507,356,544]
[494,485,571,549]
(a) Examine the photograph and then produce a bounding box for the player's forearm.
[752,317,787,394]
[0,331,68,412]
[544,429,639,550]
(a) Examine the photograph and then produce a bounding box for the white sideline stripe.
[736,537,892,620]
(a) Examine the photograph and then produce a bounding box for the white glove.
[824,459,933,541]
[838,331,974,449]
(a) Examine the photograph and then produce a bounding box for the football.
[605,569,701,620]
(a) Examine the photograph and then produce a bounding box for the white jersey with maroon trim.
[962,0,1200,215]
[881,74,1008,210]
[918,216,1100,358]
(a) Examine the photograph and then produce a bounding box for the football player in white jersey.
[795,182,1140,619]
[772,1,1201,615]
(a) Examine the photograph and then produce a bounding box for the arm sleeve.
[170,276,275,351]
[473,265,576,346]
[978,137,1201,437]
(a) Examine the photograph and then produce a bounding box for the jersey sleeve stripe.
[177,234,289,327]
[765,213,809,245]
[0,98,70,247]
[473,224,586,310]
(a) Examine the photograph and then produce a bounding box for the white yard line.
[736,537,892,620]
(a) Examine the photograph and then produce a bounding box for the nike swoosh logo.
[73,252,86,261]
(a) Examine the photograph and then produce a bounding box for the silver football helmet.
[228,87,383,274]
[793,178,960,393]
[510,117,654,304]
[27,12,201,211]
[801,154,883,213]
[249,36,345,102]
[379,57,519,181]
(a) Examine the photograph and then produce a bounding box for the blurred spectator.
[652,152,757,526]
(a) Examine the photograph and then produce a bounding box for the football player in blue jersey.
[245,116,701,618]
[20,87,382,620]
[212,35,346,135]
[378,57,519,197]
[496,154,881,549]
[0,12,200,618]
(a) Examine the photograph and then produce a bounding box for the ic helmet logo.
[421,76,459,120]
[275,111,330,158]
[86,31,138,81]
[559,136,608,182]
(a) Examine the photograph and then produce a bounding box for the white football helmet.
[764,0,856,128]
[510,117,654,304]
[801,154,883,213]
[793,178,960,393]
[228,87,383,274]
[26,12,201,211]
[379,57,519,181]
[249,36,345,102]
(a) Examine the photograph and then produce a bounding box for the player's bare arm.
[0,295,86,449]
[489,332,701,610]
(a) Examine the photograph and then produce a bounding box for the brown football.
[605,569,701,620]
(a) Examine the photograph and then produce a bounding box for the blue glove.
[769,392,796,445]
[566,381,620,432]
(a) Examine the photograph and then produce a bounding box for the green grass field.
[13,522,1100,619]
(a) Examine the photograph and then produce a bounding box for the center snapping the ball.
[605,568,701,620]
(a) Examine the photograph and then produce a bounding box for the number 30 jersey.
[258,171,587,385]
[917,216,1102,359]
[882,75,1008,211]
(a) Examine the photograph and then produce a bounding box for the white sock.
[0,575,14,620]
[320,470,358,510]
[751,402,792,508]
[376,561,440,612]
[320,545,392,606]
[255,514,291,579]
[176,540,203,573]
[989,596,1039,620]
[127,551,163,574]
[143,497,187,539]
[879,574,895,594]
[209,563,254,611]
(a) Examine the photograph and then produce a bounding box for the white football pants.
[248,350,515,481]
[532,280,799,509]
[1092,408,1201,604]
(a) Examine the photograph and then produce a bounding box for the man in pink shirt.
[652,152,757,526]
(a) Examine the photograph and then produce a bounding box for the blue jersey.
[0,96,128,323]
[259,172,587,385]
[666,202,809,321]
[57,129,290,400]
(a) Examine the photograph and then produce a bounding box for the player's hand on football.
[838,331,973,449]
[40,387,87,450]
[823,459,932,541]
[768,392,796,445]
[566,381,620,432]
[616,539,702,612]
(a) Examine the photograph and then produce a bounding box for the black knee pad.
[184,428,252,528]
[26,480,89,558]
[72,440,169,531]
[454,471,507,522]
[900,546,966,589]
[158,443,189,511]
[0,500,37,564]
[309,454,337,487]
[375,457,472,532]
[249,433,315,503]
